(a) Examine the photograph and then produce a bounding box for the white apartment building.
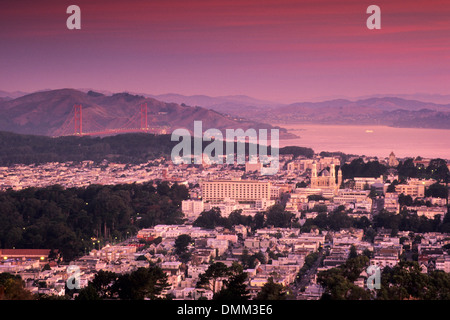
[407,206,447,220]
[353,176,384,190]
[200,179,271,202]
[395,183,426,198]
[384,192,400,214]
[182,199,204,219]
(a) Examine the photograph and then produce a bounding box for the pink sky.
[1,0,449,103]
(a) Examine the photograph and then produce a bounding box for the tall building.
[388,152,399,167]
[200,179,271,202]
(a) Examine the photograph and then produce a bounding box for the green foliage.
[0,182,188,261]
[0,131,314,167]
[341,158,387,179]
[265,204,294,228]
[317,255,371,300]
[373,210,446,234]
[193,205,296,231]
[197,262,249,300]
[255,277,288,300]
[241,250,266,269]
[397,158,449,182]
[302,210,357,232]
[193,208,226,229]
[0,273,36,300]
[319,257,450,300]
[174,234,192,256]
[174,234,193,263]
[377,261,450,300]
[0,131,179,166]
[76,266,170,300]
[279,146,314,159]
[297,251,321,281]
[213,271,250,300]
[301,207,449,237]
[425,182,448,199]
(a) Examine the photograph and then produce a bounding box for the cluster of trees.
[196,262,250,300]
[0,181,189,261]
[0,130,314,167]
[301,206,450,236]
[397,158,449,182]
[75,267,170,300]
[318,254,372,300]
[195,261,290,300]
[333,156,448,182]
[372,210,450,234]
[279,146,314,159]
[340,158,387,179]
[0,273,35,300]
[194,204,450,240]
[0,131,179,166]
[301,207,372,233]
[318,255,450,300]
[193,204,298,231]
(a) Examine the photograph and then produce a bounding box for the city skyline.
[1,0,450,103]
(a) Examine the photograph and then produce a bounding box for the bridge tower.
[140,103,148,131]
[74,104,83,135]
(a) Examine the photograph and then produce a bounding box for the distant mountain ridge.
[2,88,450,134]
[129,92,450,130]
[232,97,450,129]
[0,89,294,138]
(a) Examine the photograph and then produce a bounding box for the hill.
[0,89,295,138]
[239,97,450,129]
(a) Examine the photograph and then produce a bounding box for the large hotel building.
[200,179,271,202]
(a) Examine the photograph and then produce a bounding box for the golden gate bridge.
[53,103,168,137]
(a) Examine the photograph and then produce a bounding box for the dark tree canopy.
[0,182,189,261]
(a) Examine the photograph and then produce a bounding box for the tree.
[317,255,372,300]
[425,182,448,199]
[255,277,287,300]
[193,208,225,229]
[341,158,387,179]
[265,204,294,228]
[196,262,230,294]
[349,245,358,259]
[75,284,101,300]
[90,270,118,299]
[0,273,35,300]
[214,264,249,300]
[174,234,192,256]
[426,159,449,182]
[112,267,170,300]
[241,250,266,269]
[386,180,399,193]
[174,234,193,263]
[377,261,431,300]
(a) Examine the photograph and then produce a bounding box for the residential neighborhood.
[1,151,449,300]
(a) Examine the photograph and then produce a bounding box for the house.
[0,249,52,262]
[435,255,450,273]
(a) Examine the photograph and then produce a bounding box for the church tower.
[337,167,343,193]
[311,162,318,188]
[330,163,336,186]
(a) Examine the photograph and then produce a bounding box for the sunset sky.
[1,0,449,103]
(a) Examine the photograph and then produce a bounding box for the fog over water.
[279,124,450,160]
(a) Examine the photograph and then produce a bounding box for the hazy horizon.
[2,87,450,106]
